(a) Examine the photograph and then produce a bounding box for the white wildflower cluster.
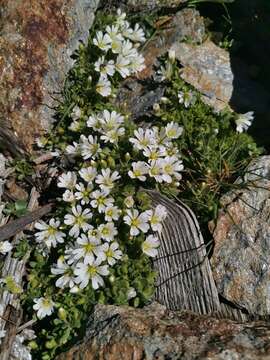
[129,122,184,184]
[31,11,183,320]
[93,9,146,97]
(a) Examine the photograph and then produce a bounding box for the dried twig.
[0,203,53,242]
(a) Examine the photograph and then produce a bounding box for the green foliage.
[4,199,28,218]
[12,158,34,181]
[152,61,261,237]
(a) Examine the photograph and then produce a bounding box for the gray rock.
[124,0,187,11]
[0,0,99,151]
[57,302,270,360]
[171,40,233,112]
[211,156,270,316]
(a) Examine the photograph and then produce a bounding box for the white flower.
[115,55,130,78]
[126,23,145,43]
[66,142,80,155]
[148,160,163,183]
[120,40,137,58]
[104,205,121,222]
[57,171,77,190]
[94,56,115,77]
[90,190,114,213]
[168,49,176,62]
[96,75,112,97]
[128,161,149,181]
[123,209,150,236]
[106,24,123,41]
[35,219,66,248]
[235,111,254,133]
[75,182,93,205]
[74,258,109,289]
[127,287,137,300]
[145,205,167,233]
[96,168,120,192]
[64,205,92,237]
[121,20,133,38]
[0,241,12,255]
[116,8,127,27]
[178,90,196,108]
[79,166,97,183]
[70,105,81,120]
[69,120,81,132]
[142,235,160,257]
[93,31,111,51]
[100,127,125,143]
[100,110,124,131]
[129,54,145,74]
[33,297,55,319]
[165,122,183,139]
[88,226,102,242]
[106,25,123,54]
[80,135,101,160]
[130,128,156,150]
[87,113,102,131]
[98,222,118,242]
[62,190,76,203]
[98,242,122,266]
[51,257,75,289]
[143,146,164,161]
[160,156,184,183]
[124,196,134,208]
[71,233,102,264]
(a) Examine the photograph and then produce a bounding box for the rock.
[57,302,270,360]
[0,0,99,151]
[171,40,233,113]
[211,156,270,316]
[139,8,205,80]
[171,38,270,115]
[120,0,187,12]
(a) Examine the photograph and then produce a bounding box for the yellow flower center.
[87,266,97,276]
[105,249,114,258]
[131,218,139,227]
[164,164,172,174]
[47,227,56,236]
[151,215,159,225]
[84,243,94,252]
[102,227,109,236]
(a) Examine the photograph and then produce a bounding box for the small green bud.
[107,156,115,169]
[100,160,107,168]
[125,153,131,161]
[58,127,65,135]
[58,307,67,321]
[45,339,57,349]
[109,275,116,283]
[28,341,38,350]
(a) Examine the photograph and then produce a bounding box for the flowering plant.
[11,7,260,360]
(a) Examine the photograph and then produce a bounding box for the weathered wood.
[0,203,52,242]
[0,188,40,358]
[146,190,249,321]
[145,190,221,314]
[0,126,26,157]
